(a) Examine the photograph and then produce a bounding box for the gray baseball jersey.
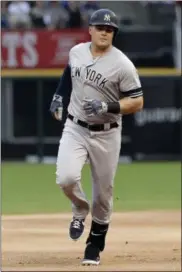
[56,42,142,224]
[68,42,142,124]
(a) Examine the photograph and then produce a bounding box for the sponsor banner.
[133,77,181,158]
[1,30,90,68]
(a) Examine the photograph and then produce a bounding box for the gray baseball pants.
[56,118,121,224]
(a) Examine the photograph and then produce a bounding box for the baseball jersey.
[67,42,142,124]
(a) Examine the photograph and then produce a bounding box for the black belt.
[68,114,118,131]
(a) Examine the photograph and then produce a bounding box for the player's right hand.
[50,94,63,121]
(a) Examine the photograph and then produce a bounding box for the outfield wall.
[1,69,181,161]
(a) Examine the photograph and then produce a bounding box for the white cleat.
[82,258,100,266]
[81,243,100,266]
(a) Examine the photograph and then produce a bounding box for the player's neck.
[90,43,112,58]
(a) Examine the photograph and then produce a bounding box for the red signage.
[1,30,90,69]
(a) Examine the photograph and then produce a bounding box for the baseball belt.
[67,114,118,132]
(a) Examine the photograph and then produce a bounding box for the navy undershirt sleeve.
[55,64,72,126]
[55,64,72,97]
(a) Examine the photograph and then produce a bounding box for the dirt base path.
[2,211,181,271]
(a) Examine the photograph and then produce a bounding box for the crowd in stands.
[1,1,100,30]
[1,0,181,69]
[1,1,181,30]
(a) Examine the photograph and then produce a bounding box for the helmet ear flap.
[112,28,121,47]
[112,29,118,43]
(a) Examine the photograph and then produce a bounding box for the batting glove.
[83,98,108,117]
[50,94,63,121]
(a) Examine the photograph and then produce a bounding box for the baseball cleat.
[82,243,100,266]
[69,217,85,240]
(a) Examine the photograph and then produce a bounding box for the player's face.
[89,25,114,50]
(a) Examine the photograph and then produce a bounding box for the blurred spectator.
[43,1,68,29]
[30,1,46,28]
[66,1,83,28]
[141,0,175,26]
[7,1,32,29]
[81,1,99,16]
[1,1,9,29]
[61,0,69,10]
[81,1,100,27]
[141,0,174,3]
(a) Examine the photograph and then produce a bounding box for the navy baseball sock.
[86,220,109,251]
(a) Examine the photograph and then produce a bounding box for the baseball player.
[50,9,143,266]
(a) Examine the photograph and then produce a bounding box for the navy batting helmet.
[89,9,119,32]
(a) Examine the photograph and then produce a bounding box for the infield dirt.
[2,211,181,271]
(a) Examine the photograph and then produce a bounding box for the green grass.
[1,162,181,214]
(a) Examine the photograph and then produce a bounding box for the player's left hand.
[83,98,108,116]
